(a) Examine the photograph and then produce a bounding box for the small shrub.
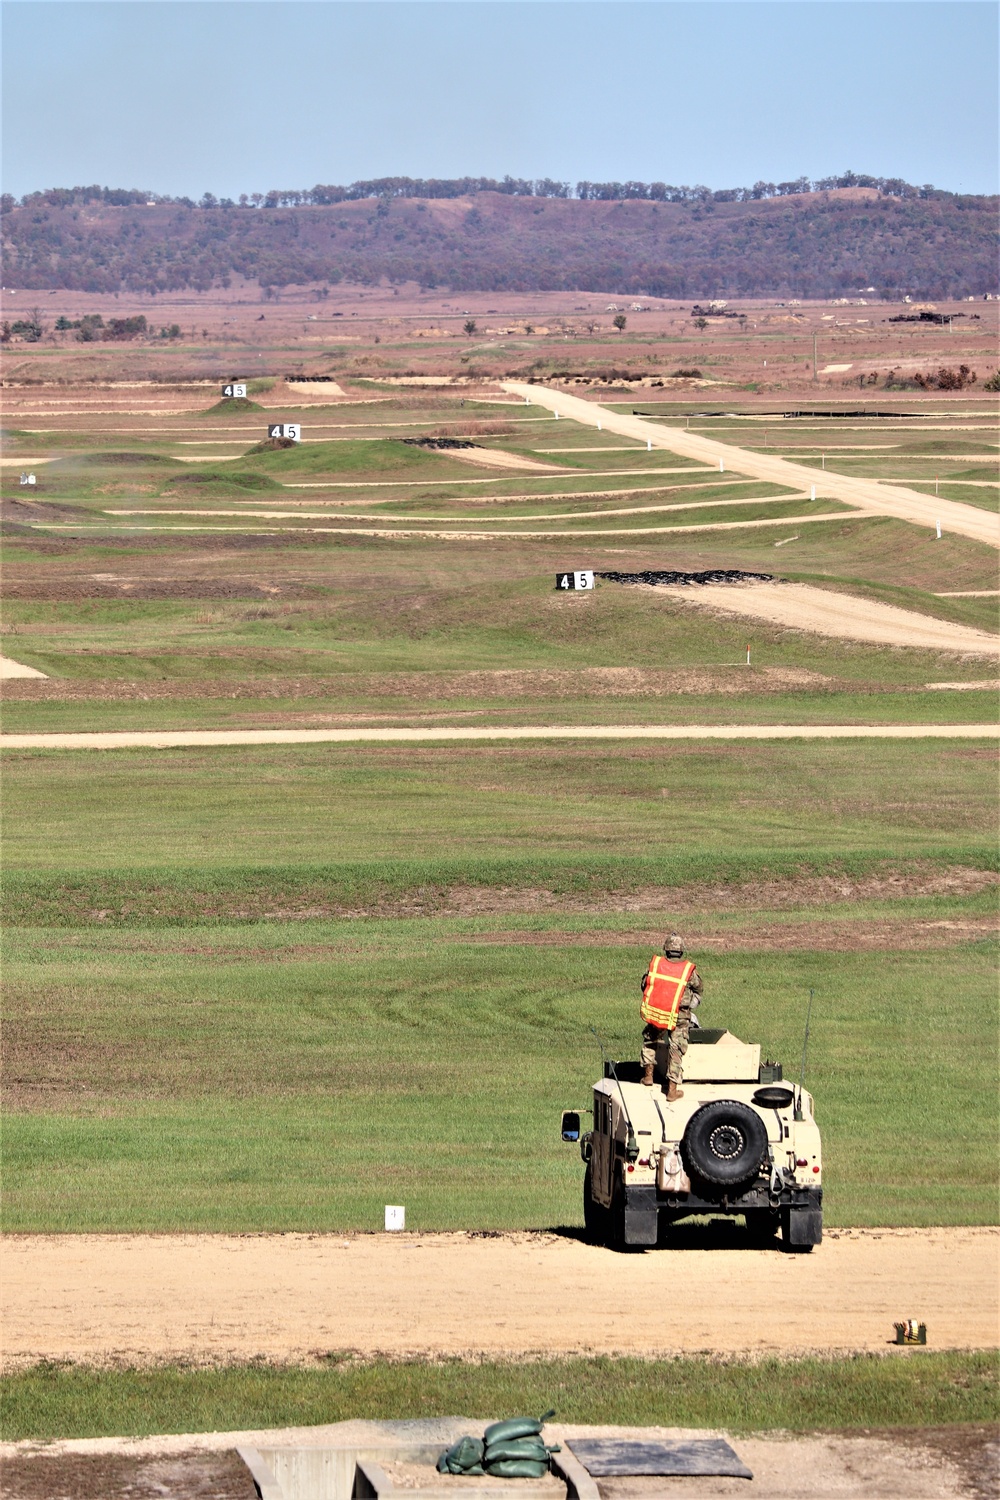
[672,368,702,378]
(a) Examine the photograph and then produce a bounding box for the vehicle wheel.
[609,1166,628,1250]
[681,1100,768,1190]
[745,1210,780,1246]
[582,1164,606,1245]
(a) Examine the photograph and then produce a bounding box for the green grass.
[3,570,997,688]
[3,739,996,872]
[3,1352,996,1441]
[3,690,997,735]
[4,922,996,1230]
[6,848,996,926]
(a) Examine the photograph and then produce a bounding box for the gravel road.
[502,382,1000,549]
[3,724,997,749]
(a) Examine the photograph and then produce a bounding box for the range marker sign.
[222,383,247,398]
[556,570,595,591]
[268,423,301,442]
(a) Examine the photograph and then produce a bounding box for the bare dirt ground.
[501,383,1000,549]
[3,1423,997,1500]
[4,723,997,749]
[4,1427,997,1500]
[3,1228,996,1368]
[648,581,1000,655]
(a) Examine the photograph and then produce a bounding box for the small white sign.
[556,570,595,591]
[223,383,248,399]
[267,423,301,442]
[385,1205,405,1231]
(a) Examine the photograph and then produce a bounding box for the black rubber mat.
[567,1437,753,1479]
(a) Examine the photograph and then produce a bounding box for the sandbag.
[484,1440,550,1465]
[483,1409,556,1446]
[485,1458,550,1478]
[436,1435,484,1474]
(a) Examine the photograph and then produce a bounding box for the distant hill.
[2,181,996,299]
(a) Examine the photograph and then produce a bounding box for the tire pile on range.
[596,569,774,586]
[437,1412,560,1478]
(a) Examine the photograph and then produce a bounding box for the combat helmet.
[664,933,684,958]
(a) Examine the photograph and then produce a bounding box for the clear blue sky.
[3,2,997,199]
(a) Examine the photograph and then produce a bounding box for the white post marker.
[647,439,652,451]
[746,642,752,666]
[385,1205,405,1231]
[810,485,816,502]
[936,519,942,539]
[719,458,725,472]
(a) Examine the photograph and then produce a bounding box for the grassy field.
[4,911,996,1231]
[3,379,998,1246]
[3,1352,996,1441]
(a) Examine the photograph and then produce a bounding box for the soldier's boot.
[665,1080,684,1102]
[641,1062,655,1087]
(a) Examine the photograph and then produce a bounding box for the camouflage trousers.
[642,1010,690,1085]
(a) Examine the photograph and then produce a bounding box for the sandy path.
[502,383,1000,548]
[4,724,997,750]
[448,446,562,472]
[0,656,48,680]
[650,582,1000,654]
[2,1228,995,1366]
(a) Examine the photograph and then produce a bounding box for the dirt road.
[3,724,998,750]
[651,581,1000,654]
[502,383,1000,549]
[3,1228,995,1366]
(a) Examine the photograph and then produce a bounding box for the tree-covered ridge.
[2,178,996,300]
[1,169,979,212]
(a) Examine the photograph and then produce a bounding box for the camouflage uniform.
[641,963,703,1085]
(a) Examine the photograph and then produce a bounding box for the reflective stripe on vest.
[640,956,696,1030]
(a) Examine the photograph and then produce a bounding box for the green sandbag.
[485,1458,550,1478]
[483,1409,556,1446]
[437,1435,484,1473]
[484,1440,549,1465]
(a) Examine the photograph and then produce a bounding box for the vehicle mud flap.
[624,1187,658,1247]
[781,1206,822,1249]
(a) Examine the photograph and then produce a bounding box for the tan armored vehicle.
[560,1028,822,1251]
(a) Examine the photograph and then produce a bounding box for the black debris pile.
[285,373,338,381]
[402,436,477,449]
[888,311,968,325]
[438,1413,559,1479]
[597,569,773,587]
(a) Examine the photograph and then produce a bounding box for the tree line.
[1,170,976,217]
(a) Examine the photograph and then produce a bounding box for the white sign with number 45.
[556,571,594,591]
[268,423,301,442]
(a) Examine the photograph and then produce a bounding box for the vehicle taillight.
[796,1158,808,1167]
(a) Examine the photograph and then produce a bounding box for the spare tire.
[681,1100,768,1189]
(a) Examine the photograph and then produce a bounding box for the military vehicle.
[560,1028,822,1251]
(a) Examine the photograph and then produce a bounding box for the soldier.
[640,933,703,1101]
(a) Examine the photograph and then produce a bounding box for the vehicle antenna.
[795,988,815,1121]
[590,1025,639,1159]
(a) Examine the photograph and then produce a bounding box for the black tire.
[681,1100,768,1190]
[582,1164,606,1244]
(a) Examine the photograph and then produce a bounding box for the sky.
[2,1,997,200]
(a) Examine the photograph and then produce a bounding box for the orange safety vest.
[640,956,696,1031]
